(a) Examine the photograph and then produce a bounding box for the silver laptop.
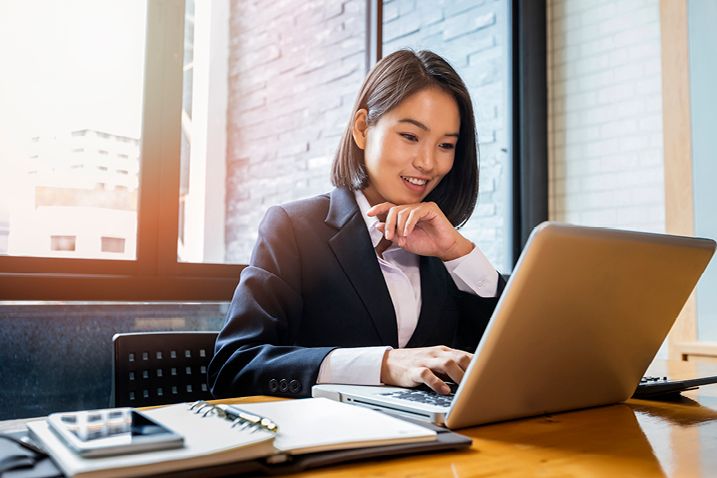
[312,222,715,429]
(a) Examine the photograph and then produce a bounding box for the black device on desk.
[47,408,183,457]
[632,374,717,399]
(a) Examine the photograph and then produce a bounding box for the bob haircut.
[331,49,479,227]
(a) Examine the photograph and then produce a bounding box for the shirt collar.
[353,190,384,248]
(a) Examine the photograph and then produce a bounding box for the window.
[690,2,717,344]
[50,235,76,252]
[0,1,145,262]
[101,237,126,254]
[0,0,544,300]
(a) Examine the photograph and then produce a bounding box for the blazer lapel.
[326,188,399,347]
[406,255,448,348]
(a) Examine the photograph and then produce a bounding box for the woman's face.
[355,87,460,206]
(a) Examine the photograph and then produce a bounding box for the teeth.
[402,176,428,186]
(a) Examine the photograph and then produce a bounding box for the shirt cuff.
[316,346,392,385]
[443,245,499,297]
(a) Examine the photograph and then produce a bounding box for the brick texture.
[226,0,509,270]
[382,0,510,271]
[225,0,367,262]
[548,0,665,233]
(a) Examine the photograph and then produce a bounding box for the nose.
[412,144,435,173]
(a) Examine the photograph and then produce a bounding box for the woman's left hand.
[367,201,473,261]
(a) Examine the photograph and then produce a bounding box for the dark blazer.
[208,187,505,399]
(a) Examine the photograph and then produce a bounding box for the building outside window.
[0,1,146,261]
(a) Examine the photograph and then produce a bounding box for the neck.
[361,186,384,207]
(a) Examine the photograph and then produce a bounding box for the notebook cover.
[155,422,471,477]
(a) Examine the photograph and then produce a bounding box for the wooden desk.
[3,360,717,477]
[242,360,717,477]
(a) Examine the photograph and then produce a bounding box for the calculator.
[632,375,717,399]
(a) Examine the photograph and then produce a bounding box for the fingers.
[403,207,430,237]
[383,205,416,241]
[456,351,473,370]
[384,205,399,241]
[381,346,473,395]
[366,202,395,218]
[434,356,466,385]
[416,348,473,395]
[415,367,451,395]
[371,203,432,242]
[433,349,472,385]
[368,202,404,241]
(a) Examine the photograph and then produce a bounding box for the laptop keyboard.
[379,383,459,409]
[376,375,717,409]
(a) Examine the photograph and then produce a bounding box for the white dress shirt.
[316,190,499,385]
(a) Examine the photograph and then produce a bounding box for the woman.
[208,49,505,399]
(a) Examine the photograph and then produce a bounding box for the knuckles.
[417,367,433,380]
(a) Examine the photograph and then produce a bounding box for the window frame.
[0,0,547,301]
[0,0,239,300]
[511,0,548,264]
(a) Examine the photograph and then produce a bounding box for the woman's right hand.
[380,346,473,395]
[368,201,474,261]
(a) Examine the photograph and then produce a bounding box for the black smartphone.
[47,408,184,457]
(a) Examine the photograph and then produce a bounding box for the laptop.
[312,222,716,429]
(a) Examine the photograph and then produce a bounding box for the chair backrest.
[112,331,218,407]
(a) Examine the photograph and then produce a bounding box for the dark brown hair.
[331,49,479,227]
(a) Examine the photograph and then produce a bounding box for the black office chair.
[112,331,218,407]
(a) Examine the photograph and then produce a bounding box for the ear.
[351,109,369,150]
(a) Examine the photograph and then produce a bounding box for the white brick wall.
[548,0,665,233]
[225,0,367,262]
[226,0,510,269]
[383,0,511,271]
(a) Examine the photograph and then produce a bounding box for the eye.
[439,143,456,150]
[399,133,418,142]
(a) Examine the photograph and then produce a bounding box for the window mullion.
[366,0,383,69]
[137,0,185,277]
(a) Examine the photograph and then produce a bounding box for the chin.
[376,185,430,205]
[384,192,414,205]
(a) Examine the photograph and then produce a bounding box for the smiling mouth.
[401,176,429,186]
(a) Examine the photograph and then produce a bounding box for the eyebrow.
[397,118,459,137]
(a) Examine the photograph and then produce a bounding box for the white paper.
[227,397,436,455]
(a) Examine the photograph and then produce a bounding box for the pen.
[188,401,278,434]
[220,405,279,434]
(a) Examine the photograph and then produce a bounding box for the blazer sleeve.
[208,205,335,399]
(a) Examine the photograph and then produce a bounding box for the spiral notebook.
[26,398,438,478]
